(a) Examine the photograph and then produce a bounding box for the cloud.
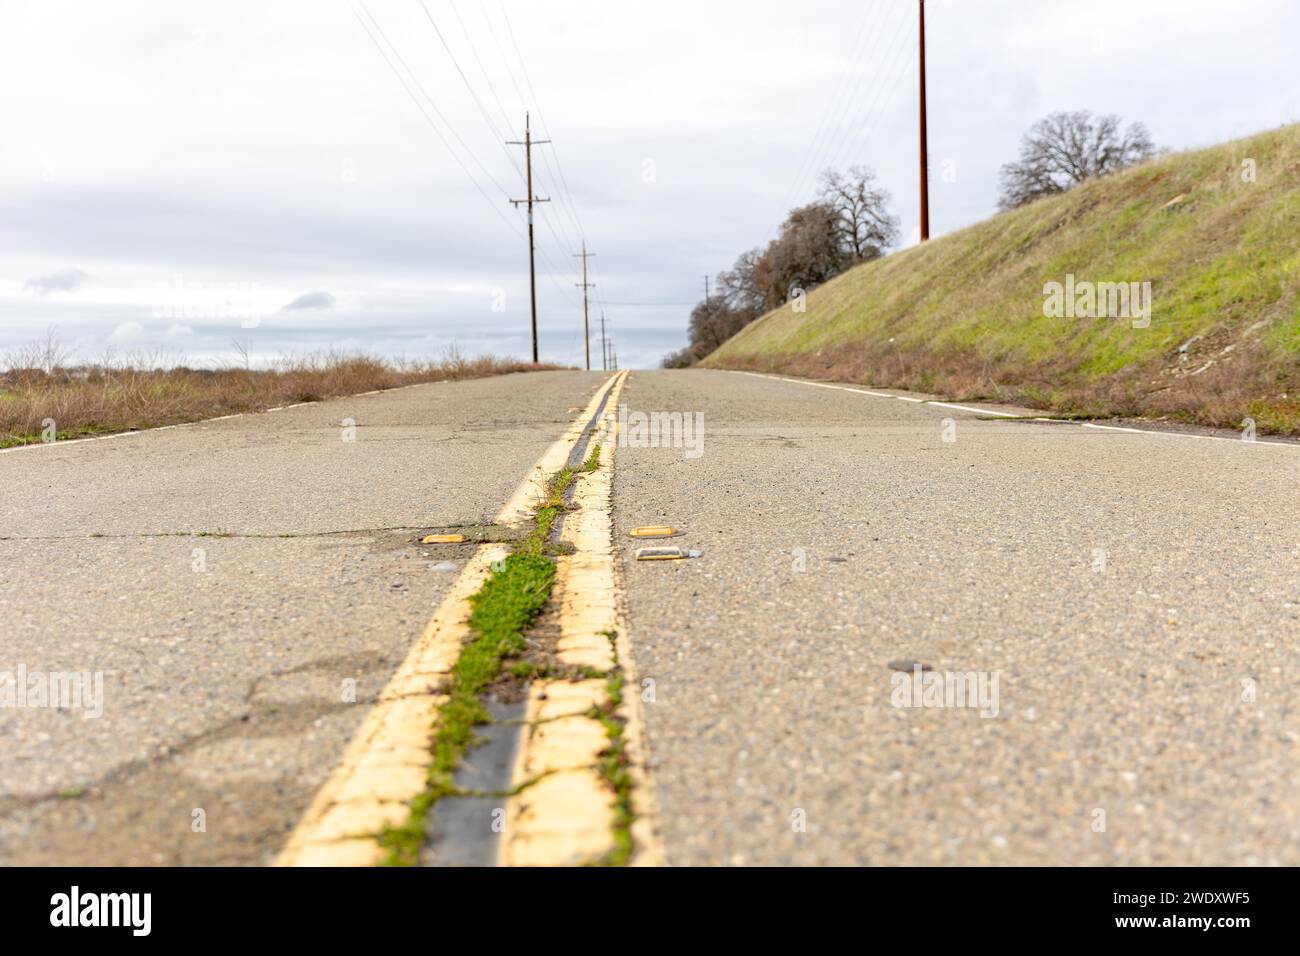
[165,323,193,338]
[109,321,144,342]
[2,0,1296,369]
[281,291,336,312]
[25,267,92,296]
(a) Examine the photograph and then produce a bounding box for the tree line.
[664,110,1156,367]
[663,166,900,367]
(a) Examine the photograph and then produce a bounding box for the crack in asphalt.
[0,526,452,542]
[0,652,399,816]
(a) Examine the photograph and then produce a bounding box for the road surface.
[0,370,608,864]
[614,369,1300,865]
[2,367,1297,866]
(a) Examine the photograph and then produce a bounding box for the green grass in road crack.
[376,464,585,866]
[588,644,635,867]
[506,660,605,681]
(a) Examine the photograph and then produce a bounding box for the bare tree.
[2,326,73,376]
[752,202,847,310]
[819,166,900,261]
[716,248,764,314]
[686,297,739,353]
[998,110,1157,210]
[661,292,754,368]
[662,170,898,366]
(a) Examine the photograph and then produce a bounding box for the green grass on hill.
[703,123,1300,434]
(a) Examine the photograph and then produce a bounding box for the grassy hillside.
[704,124,1300,434]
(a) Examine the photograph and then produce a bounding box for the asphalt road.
[4,366,1296,867]
[613,369,1300,865]
[0,370,609,865]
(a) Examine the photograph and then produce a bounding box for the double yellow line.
[277,370,660,866]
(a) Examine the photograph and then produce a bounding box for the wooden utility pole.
[599,310,608,371]
[703,275,711,307]
[507,112,550,362]
[918,0,930,242]
[574,241,595,370]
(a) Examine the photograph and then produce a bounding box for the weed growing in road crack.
[590,640,635,867]
[377,460,586,866]
[376,432,633,866]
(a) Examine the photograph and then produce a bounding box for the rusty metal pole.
[919,0,930,242]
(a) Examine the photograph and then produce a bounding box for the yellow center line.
[275,372,625,867]
[497,371,666,866]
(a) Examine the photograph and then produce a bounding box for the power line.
[535,181,582,274]
[535,144,584,251]
[794,2,910,204]
[600,300,696,308]
[465,5,587,276]
[588,252,617,362]
[783,0,885,206]
[350,2,595,364]
[820,7,914,180]
[347,0,522,238]
[825,23,914,179]
[447,0,519,140]
[499,3,588,244]
[416,0,525,180]
[479,0,530,125]
[535,245,582,300]
[496,1,612,367]
[787,1,900,205]
[584,251,614,369]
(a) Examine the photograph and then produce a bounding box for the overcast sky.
[2,0,1296,370]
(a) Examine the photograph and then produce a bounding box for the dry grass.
[722,336,1300,434]
[705,123,1300,435]
[0,337,562,448]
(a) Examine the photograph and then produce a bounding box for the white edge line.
[926,400,1019,418]
[726,370,1298,449]
[1081,422,1293,447]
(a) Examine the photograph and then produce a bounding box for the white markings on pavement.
[925,400,1019,418]
[1080,423,1148,435]
[1081,421,1294,447]
[729,370,1298,448]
